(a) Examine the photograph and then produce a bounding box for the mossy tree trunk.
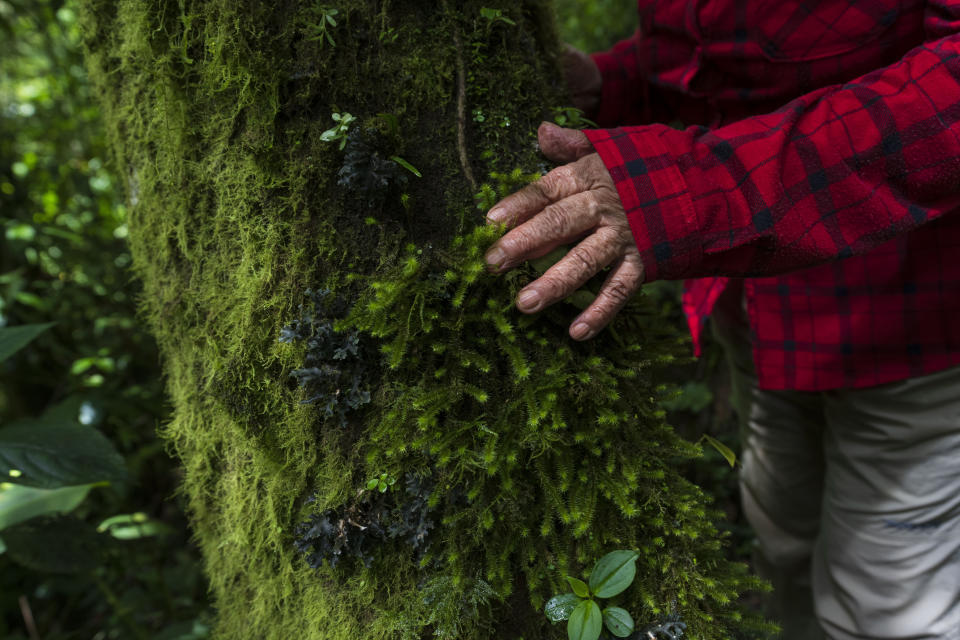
[79,2,767,638]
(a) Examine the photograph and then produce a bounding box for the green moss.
[79,1,772,638]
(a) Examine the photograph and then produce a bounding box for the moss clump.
[79,1,771,638]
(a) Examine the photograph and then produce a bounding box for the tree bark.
[79,1,767,638]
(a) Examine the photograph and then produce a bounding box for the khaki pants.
[712,285,960,640]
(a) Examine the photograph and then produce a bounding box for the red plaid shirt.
[584,0,960,390]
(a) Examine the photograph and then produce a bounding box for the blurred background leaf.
[0,0,210,637]
[2,515,108,574]
[0,417,127,489]
[555,0,637,52]
[0,324,54,363]
[0,483,94,531]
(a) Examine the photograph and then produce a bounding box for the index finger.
[486,161,591,228]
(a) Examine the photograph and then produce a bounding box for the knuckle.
[622,256,646,285]
[500,225,535,260]
[603,278,632,305]
[535,274,566,301]
[566,245,600,275]
[499,228,533,257]
[541,203,571,234]
[585,195,601,220]
[543,164,577,196]
[580,155,604,185]
[515,187,543,214]
[598,225,629,251]
[598,188,620,210]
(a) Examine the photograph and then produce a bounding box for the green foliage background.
[1,1,757,639]
[0,1,209,638]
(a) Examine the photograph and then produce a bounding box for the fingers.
[537,122,593,164]
[486,157,592,227]
[515,227,623,313]
[568,255,645,340]
[486,190,602,272]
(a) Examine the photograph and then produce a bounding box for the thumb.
[538,121,593,164]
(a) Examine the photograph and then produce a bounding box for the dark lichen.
[294,472,435,569]
[279,288,371,427]
[336,128,409,213]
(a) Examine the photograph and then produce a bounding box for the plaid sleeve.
[586,12,960,283]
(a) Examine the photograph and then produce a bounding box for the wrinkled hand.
[485,122,644,341]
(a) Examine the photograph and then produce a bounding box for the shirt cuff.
[584,125,701,282]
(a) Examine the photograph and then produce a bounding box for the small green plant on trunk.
[545,550,639,640]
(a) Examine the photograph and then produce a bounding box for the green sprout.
[307,6,339,48]
[479,7,516,26]
[551,106,598,129]
[365,472,397,493]
[544,550,640,640]
[319,112,355,150]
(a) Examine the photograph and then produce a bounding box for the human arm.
[488,2,960,338]
[586,21,960,283]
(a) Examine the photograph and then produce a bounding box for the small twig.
[18,595,40,640]
[445,4,478,194]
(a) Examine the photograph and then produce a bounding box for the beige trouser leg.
[712,285,960,639]
[815,371,960,639]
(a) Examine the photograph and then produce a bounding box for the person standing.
[485,1,960,637]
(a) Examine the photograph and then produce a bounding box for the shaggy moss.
[79,1,771,638]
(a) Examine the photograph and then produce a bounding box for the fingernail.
[570,322,594,340]
[486,247,506,270]
[517,289,541,312]
[487,207,506,224]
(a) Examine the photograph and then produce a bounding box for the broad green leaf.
[40,395,87,424]
[701,433,737,468]
[0,322,54,363]
[0,418,126,489]
[0,482,93,530]
[0,536,6,555]
[568,599,602,640]
[602,607,635,638]
[566,575,590,598]
[544,593,581,622]
[2,515,108,573]
[588,550,639,598]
